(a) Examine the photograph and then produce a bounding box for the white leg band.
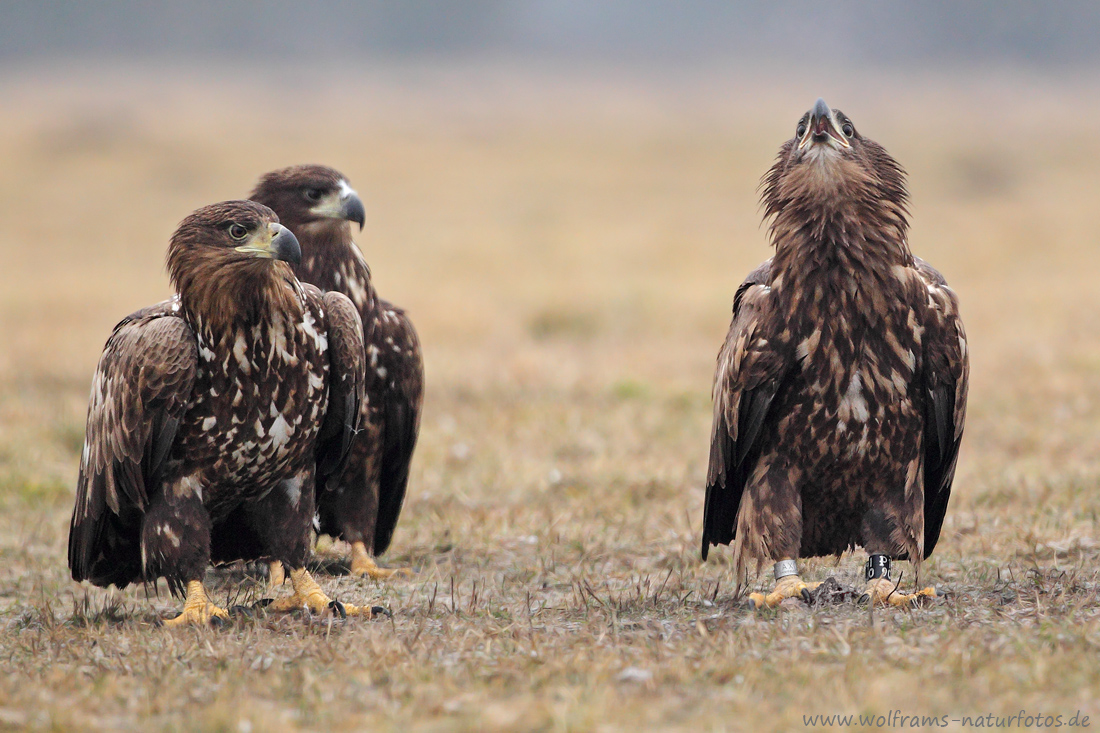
[773,559,799,581]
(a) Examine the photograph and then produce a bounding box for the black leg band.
[865,554,891,581]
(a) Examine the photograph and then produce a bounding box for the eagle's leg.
[268,560,286,587]
[859,555,936,607]
[142,477,226,626]
[246,474,386,618]
[162,580,230,627]
[349,541,412,580]
[265,566,381,618]
[747,559,821,609]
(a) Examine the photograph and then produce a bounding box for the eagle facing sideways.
[250,166,424,582]
[68,201,377,625]
[702,100,969,608]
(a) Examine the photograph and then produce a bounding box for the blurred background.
[1,2,1099,535]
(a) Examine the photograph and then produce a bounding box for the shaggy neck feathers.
[760,139,912,323]
[168,247,303,343]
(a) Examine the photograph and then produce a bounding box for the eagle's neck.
[762,143,911,314]
[293,223,377,314]
[179,263,304,348]
[767,186,912,337]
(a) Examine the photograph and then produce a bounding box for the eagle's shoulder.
[911,255,948,288]
[716,258,785,395]
[99,300,198,406]
[911,255,963,321]
[83,300,198,479]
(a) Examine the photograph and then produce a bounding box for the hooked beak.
[797,98,850,150]
[311,181,366,231]
[235,222,302,265]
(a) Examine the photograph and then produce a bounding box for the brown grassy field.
[1,65,1099,731]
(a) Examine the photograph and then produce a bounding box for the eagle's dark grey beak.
[799,97,849,150]
[810,98,833,137]
[341,192,366,231]
[271,224,302,265]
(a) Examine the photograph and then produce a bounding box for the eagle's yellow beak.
[235,222,302,265]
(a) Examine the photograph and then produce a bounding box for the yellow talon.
[264,567,378,617]
[862,578,937,607]
[349,541,412,580]
[162,580,230,627]
[747,574,821,609]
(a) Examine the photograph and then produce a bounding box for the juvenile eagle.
[701,100,968,608]
[68,200,375,625]
[251,165,424,581]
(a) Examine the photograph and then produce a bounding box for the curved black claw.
[209,614,226,629]
[745,597,758,610]
[252,598,274,609]
[857,593,871,605]
[800,588,813,604]
[329,600,347,620]
[371,606,392,619]
[228,605,253,618]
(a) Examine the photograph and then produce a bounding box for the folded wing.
[68,303,198,588]
[914,257,969,557]
[702,260,792,560]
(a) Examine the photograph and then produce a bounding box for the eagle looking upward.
[250,165,424,582]
[701,99,969,608]
[68,201,376,625]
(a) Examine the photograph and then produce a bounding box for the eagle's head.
[761,99,907,231]
[167,200,303,320]
[249,165,366,236]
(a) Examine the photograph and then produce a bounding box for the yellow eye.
[229,224,249,240]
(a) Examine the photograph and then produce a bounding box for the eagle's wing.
[914,257,969,558]
[702,259,792,560]
[68,302,197,588]
[316,289,367,479]
[367,300,424,556]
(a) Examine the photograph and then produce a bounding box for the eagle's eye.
[228,224,249,241]
[304,188,323,202]
[796,122,807,138]
[842,122,854,138]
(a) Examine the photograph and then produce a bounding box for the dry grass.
[1,65,1099,731]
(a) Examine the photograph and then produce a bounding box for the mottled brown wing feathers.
[702,260,790,560]
[914,257,969,557]
[316,288,367,478]
[369,300,424,556]
[68,302,198,586]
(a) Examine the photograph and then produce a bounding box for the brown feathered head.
[167,200,302,326]
[761,99,909,249]
[249,165,366,234]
